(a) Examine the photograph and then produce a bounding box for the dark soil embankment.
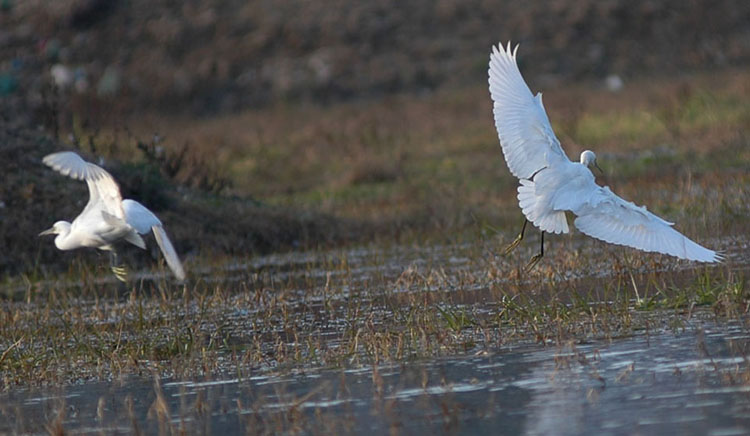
[3,0,749,114]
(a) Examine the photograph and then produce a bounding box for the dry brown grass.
[116,68,750,238]
[1,56,749,403]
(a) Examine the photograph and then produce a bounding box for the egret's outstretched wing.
[122,199,161,234]
[123,199,186,280]
[572,185,721,262]
[488,42,568,179]
[152,225,186,281]
[43,151,124,219]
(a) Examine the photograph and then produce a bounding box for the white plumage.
[488,42,720,263]
[40,151,187,280]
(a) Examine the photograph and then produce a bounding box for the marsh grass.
[1,244,749,433]
[117,69,749,219]
[1,236,747,389]
[1,68,750,434]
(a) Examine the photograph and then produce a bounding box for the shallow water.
[3,318,750,435]
[3,235,749,433]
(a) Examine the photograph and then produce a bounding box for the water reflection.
[3,319,750,434]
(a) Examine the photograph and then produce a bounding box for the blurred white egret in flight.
[488,42,721,269]
[40,151,186,281]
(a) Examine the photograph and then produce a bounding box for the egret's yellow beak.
[39,227,56,237]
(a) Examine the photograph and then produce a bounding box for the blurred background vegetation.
[1,0,749,277]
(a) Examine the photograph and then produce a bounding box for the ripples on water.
[3,319,750,435]
[2,237,749,434]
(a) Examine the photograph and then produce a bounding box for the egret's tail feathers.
[123,230,146,249]
[517,180,569,234]
[538,212,569,234]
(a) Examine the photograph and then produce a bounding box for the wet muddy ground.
[1,235,749,434]
[3,317,750,435]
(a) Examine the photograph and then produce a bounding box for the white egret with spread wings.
[488,42,721,269]
[40,151,186,281]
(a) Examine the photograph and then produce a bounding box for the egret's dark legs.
[525,231,544,271]
[109,251,128,282]
[504,219,529,255]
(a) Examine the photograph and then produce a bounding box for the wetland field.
[2,70,750,434]
[2,1,750,434]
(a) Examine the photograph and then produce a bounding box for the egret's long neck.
[53,222,76,250]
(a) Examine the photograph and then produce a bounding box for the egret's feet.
[504,234,524,255]
[111,265,129,282]
[525,253,543,272]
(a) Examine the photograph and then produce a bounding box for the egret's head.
[580,150,603,173]
[39,221,71,237]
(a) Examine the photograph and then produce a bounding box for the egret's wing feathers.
[152,225,186,281]
[43,151,103,180]
[43,152,187,279]
[122,199,162,234]
[43,151,124,219]
[122,199,186,280]
[488,42,568,179]
[488,44,720,264]
[572,186,721,262]
[100,210,146,248]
